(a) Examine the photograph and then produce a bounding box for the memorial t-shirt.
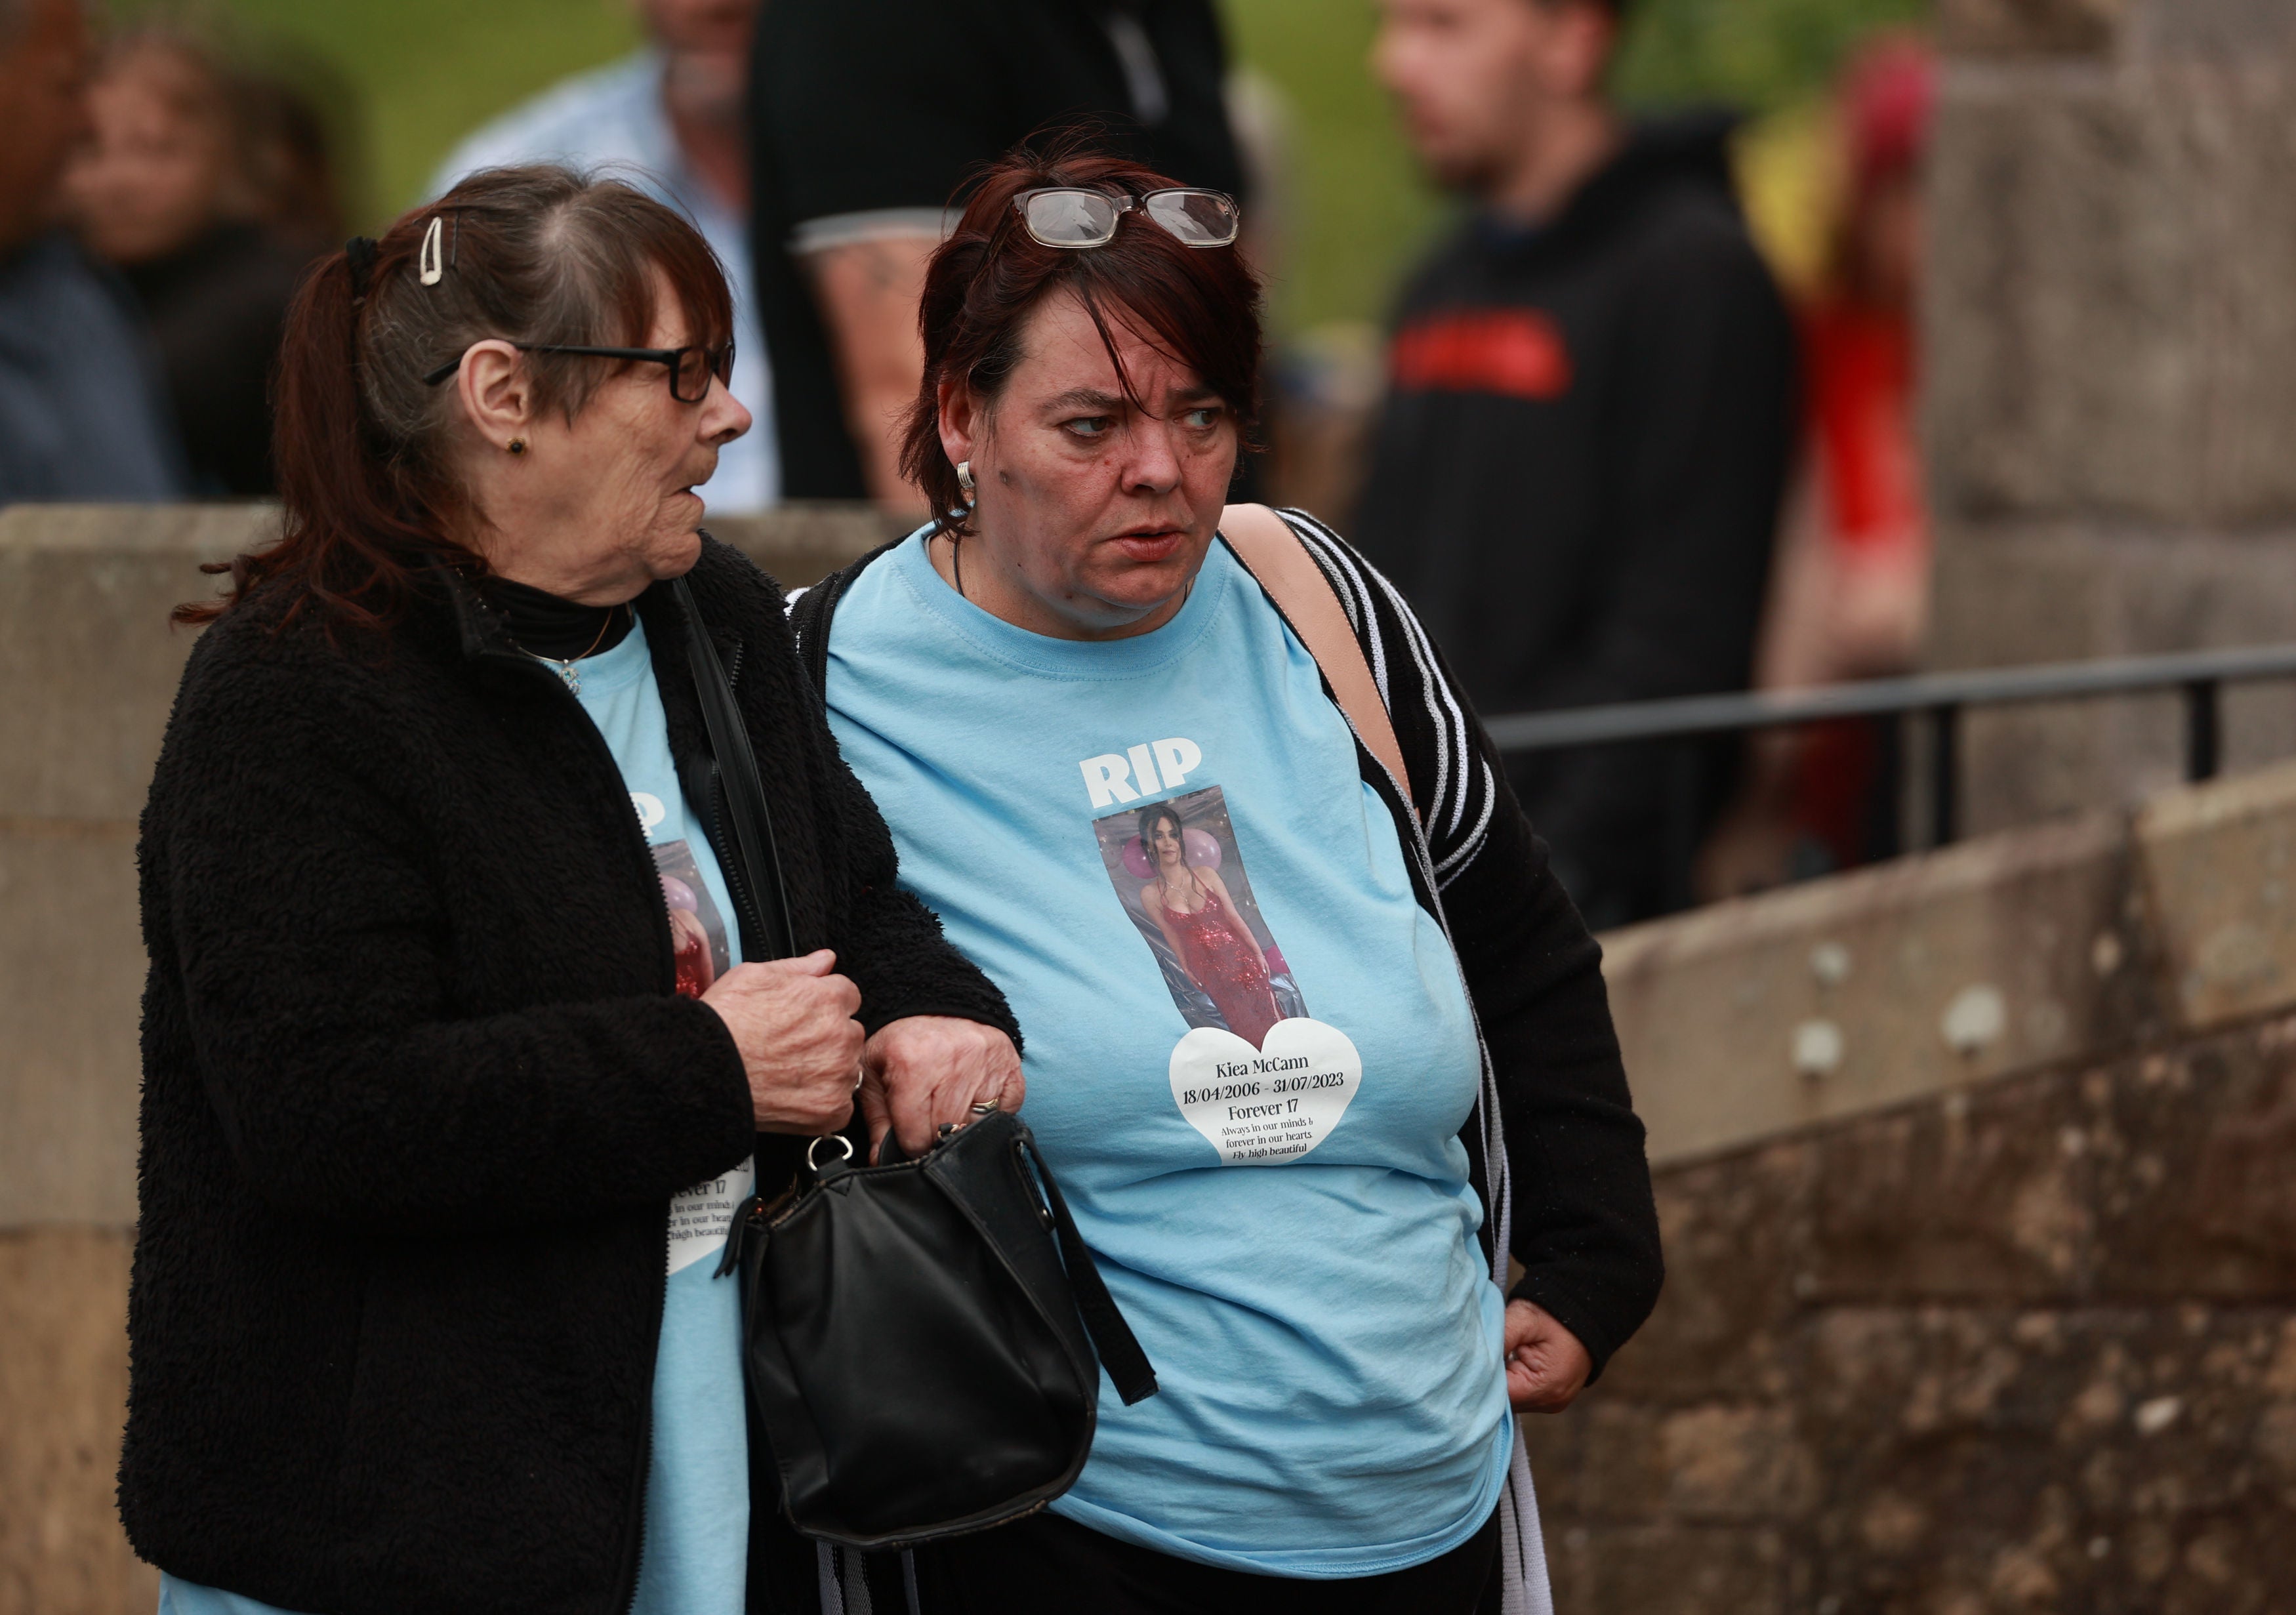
[157,619,752,1615]
[820,529,1511,1578]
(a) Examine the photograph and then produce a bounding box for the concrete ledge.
[1607,758,2296,1168]
[0,827,143,1229]
[1605,811,2156,1166]
[2137,760,2296,1028]
[706,502,906,583]
[0,1227,152,1615]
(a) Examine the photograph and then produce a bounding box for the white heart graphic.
[1168,1017,1362,1166]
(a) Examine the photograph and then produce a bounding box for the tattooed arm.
[802,233,939,515]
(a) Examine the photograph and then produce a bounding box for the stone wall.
[0,502,894,1615]
[1531,760,2296,1612]
[1925,0,2296,832]
[1531,1019,2296,1614]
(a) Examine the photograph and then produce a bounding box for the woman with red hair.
[795,145,1662,1614]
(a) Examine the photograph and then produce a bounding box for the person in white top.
[429,0,779,512]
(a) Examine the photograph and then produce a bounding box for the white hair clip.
[419,215,445,287]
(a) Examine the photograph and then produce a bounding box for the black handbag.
[672,573,1158,1550]
[718,1115,1158,1547]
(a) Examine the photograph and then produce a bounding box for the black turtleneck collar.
[483,577,637,662]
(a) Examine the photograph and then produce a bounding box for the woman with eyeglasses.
[792,148,1664,1615]
[120,165,1022,1615]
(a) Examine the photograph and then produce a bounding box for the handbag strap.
[1018,1134,1158,1406]
[671,575,797,960]
[1218,504,1414,815]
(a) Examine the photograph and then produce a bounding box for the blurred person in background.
[431,0,779,513]
[1358,0,1796,930]
[1699,35,1935,898]
[749,0,1248,513]
[0,0,183,504]
[62,26,327,496]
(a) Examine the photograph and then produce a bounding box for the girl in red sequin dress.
[1136,806,1281,1049]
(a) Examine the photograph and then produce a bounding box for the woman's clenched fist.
[701,949,865,1135]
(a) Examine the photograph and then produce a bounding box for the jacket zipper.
[615,1277,661,1615]
[701,762,771,956]
[481,650,677,1615]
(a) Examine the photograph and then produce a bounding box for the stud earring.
[955,459,975,499]
[508,438,527,456]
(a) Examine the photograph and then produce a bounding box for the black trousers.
[914,1503,1504,1615]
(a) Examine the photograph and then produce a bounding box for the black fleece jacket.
[119,535,1017,1615]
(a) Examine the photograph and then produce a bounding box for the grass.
[1221,0,1452,338]
[133,0,1926,333]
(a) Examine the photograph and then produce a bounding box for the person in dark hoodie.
[1359,0,1796,930]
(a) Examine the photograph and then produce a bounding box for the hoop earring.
[507,438,527,456]
[955,459,975,501]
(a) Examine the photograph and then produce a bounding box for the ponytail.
[175,239,472,635]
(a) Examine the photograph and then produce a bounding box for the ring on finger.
[968,1099,1000,1116]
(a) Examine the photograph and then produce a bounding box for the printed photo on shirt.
[655,840,729,998]
[1090,784,1307,1048]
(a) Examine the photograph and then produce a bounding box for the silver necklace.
[516,606,621,695]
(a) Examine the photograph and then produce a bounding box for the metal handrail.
[1482,642,2296,845]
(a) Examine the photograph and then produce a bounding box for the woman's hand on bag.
[859,1017,1024,1162]
[1504,1299,1592,1414]
[700,950,865,1134]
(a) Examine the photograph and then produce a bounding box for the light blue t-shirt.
[428,50,780,514]
[160,619,751,1615]
[821,531,1511,1578]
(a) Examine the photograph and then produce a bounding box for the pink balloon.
[660,874,699,913]
[1127,821,1225,876]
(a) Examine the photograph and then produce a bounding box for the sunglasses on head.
[421,341,736,405]
[1012,188,1240,250]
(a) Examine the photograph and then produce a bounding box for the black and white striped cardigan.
[789,509,1664,1614]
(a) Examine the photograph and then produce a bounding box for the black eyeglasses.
[421,341,735,404]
